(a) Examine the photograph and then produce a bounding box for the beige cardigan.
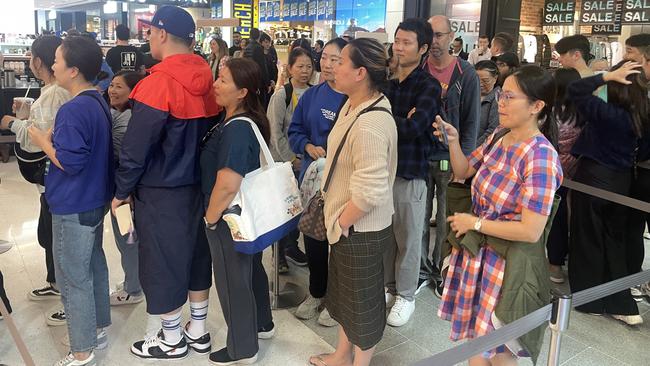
[322,96,397,244]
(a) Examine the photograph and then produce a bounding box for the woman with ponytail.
[567,60,650,326]
[200,57,273,365]
[434,65,563,365]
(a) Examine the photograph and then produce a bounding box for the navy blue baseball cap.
[140,6,195,42]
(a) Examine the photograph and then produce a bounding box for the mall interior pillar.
[480,0,522,44]
[403,0,430,20]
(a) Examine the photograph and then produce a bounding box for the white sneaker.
[317,308,338,327]
[110,289,144,306]
[61,328,108,350]
[385,291,396,308]
[54,352,96,366]
[611,314,643,326]
[295,295,323,320]
[387,296,415,327]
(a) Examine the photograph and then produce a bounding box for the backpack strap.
[283,81,293,108]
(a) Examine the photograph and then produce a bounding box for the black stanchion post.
[547,290,572,366]
[270,241,306,309]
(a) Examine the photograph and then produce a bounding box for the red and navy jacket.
[115,53,221,200]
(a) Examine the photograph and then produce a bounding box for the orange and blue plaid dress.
[438,131,562,358]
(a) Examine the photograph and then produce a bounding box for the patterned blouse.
[469,131,563,221]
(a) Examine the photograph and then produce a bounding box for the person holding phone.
[434,65,562,365]
[567,60,650,326]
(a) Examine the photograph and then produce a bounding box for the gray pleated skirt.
[325,225,392,350]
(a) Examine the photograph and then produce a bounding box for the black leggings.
[304,235,328,298]
[38,194,55,284]
[547,186,569,266]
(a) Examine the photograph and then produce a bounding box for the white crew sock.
[188,299,209,337]
[160,311,182,344]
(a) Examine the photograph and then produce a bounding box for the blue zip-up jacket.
[288,82,345,182]
[114,53,221,200]
[424,56,480,160]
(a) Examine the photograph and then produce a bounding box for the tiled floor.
[1,159,649,366]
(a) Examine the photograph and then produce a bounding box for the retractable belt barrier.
[412,270,650,366]
[413,177,650,366]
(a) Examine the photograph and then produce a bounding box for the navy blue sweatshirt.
[45,90,114,215]
[569,74,638,170]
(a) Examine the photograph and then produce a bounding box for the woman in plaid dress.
[434,65,563,365]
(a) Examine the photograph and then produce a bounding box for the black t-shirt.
[200,116,261,199]
[105,45,145,73]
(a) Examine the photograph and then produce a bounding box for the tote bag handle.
[224,116,275,170]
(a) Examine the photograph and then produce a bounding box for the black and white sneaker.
[183,323,211,354]
[29,284,60,301]
[285,246,308,266]
[47,309,67,326]
[257,321,275,339]
[131,330,189,360]
[209,347,257,365]
[433,280,444,299]
[415,278,431,296]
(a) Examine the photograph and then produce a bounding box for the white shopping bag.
[222,117,303,254]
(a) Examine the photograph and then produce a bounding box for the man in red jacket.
[112,6,221,360]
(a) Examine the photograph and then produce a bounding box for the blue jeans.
[53,206,111,353]
[110,213,142,295]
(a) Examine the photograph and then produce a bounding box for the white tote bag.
[221,117,303,254]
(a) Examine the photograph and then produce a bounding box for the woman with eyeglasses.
[434,65,562,365]
[475,60,500,145]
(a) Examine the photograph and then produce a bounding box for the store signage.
[544,1,575,25]
[451,19,480,34]
[622,0,650,23]
[580,0,619,24]
[233,0,258,37]
[592,0,624,31]
[127,0,210,8]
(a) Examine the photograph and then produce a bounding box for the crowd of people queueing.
[0,5,650,366]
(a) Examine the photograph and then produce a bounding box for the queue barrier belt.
[413,269,650,366]
[413,176,650,365]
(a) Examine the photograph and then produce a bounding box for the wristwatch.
[474,217,483,233]
[204,217,218,231]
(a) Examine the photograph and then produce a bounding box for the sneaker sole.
[285,256,308,267]
[130,347,189,360]
[209,354,258,365]
[46,318,66,326]
[28,293,60,301]
[549,277,565,284]
[258,328,275,339]
[110,297,145,306]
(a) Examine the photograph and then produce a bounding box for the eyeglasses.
[433,32,451,39]
[497,92,528,103]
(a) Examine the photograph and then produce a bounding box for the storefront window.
[430,0,482,52]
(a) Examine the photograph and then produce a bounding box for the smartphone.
[436,111,449,147]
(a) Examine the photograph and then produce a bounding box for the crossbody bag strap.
[322,96,389,192]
